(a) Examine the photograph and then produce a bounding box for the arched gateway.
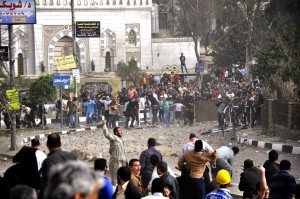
[47,29,87,74]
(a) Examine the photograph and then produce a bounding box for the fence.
[262,99,300,139]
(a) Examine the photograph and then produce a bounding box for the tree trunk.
[193,37,200,62]
[8,24,16,151]
[245,20,253,81]
[42,102,45,129]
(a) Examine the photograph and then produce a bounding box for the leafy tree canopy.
[115,59,142,86]
[253,0,300,85]
[28,75,57,103]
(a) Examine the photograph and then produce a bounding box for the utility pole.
[71,0,78,127]
[8,24,16,150]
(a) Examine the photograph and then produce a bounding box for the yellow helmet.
[216,169,231,185]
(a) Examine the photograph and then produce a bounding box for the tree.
[235,0,266,80]
[29,75,57,127]
[253,0,300,85]
[29,75,57,103]
[175,0,213,60]
[210,0,268,72]
[115,59,142,86]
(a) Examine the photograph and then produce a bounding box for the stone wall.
[194,100,218,122]
[152,37,199,71]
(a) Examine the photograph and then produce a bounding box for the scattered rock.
[85,153,93,161]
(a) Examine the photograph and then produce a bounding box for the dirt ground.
[1,121,300,197]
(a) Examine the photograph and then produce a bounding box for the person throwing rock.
[102,120,127,186]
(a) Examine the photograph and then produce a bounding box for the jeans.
[109,114,117,128]
[86,111,94,124]
[192,177,206,199]
[218,112,224,127]
[151,105,159,125]
[181,64,188,73]
[95,109,101,123]
[211,158,233,179]
[104,110,109,121]
[69,110,75,128]
[163,110,169,127]
[169,110,174,124]
[63,110,68,126]
[159,109,164,124]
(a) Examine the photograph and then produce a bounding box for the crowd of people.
[0,96,48,129]
[0,121,299,199]
[51,64,262,131]
[0,62,263,132]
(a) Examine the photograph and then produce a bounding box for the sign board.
[72,68,80,83]
[53,76,70,87]
[80,82,112,97]
[54,55,76,71]
[6,89,20,110]
[0,0,36,24]
[68,79,74,89]
[0,46,8,61]
[76,21,100,37]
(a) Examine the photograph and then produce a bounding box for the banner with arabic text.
[6,89,20,110]
[53,76,71,87]
[54,55,76,71]
[0,0,36,24]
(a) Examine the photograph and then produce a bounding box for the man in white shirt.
[11,138,46,190]
[212,146,240,179]
[178,133,215,195]
[151,89,159,101]
[179,133,214,157]
[139,94,150,125]
[173,102,185,126]
[113,166,143,199]
[31,138,47,171]
[147,155,176,192]
[100,96,112,125]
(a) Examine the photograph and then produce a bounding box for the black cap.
[189,133,197,139]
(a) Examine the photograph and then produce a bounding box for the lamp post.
[71,0,79,127]
[8,25,16,150]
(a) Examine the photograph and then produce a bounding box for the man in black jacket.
[269,160,296,199]
[113,166,143,199]
[4,146,40,189]
[124,98,138,128]
[176,164,193,199]
[179,53,188,73]
[157,161,179,199]
[149,94,159,126]
[40,133,76,189]
[238,159,260,199]
[263,150,279,185]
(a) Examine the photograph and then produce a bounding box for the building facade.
[5,0,202,76]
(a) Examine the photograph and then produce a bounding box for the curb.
[236,136,300,154]
[21,125,102,146]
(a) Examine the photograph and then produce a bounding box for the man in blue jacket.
[94,158,114,199]
[269,160,296,199]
